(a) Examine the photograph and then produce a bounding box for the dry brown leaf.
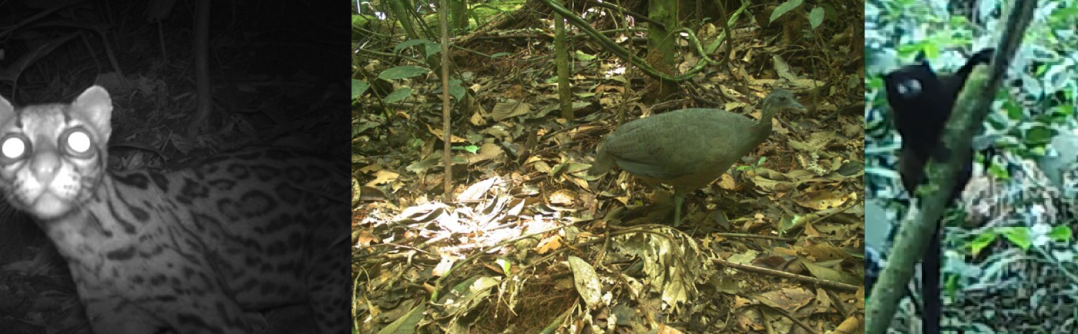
[469,109,486,126]
[772,247,799,256]
[802,243,845,262]
[357,163,382,173]
[364,170,399,187]
[355,229,377,247]
[457,177,498,202]
[656,324,685,334]
[717,174,737,190]
[425,123,466,143]
[757,287,813,313]
[548,189,576,206]
[536,234,563,254]
[490,99,531,121]
[834,315,864,334]
[432,256,456,277]
[792,189,847,210]
[467,143,503,164]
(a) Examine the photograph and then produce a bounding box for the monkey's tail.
[923,219,942,334]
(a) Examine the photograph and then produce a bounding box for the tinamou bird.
[588,89,805,226]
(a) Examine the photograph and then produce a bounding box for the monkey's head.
[883,58,948,148]
[883,54,942,105]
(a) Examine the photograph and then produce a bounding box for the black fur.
[882,48,993,334]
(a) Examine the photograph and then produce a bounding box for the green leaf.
[1051,8,1078,22]
[896,42,937,59]
[770,0,803,24]
[999,227,1032,250]
[1057,104,1075,118]
[352,79,369,99]
[453,145,480,153]
[352,15,370,29]
[448,79,466,101]
[394,39,430,53]
[1029,145,1046,156]
[987,161,1010,180]
[945,273,959,299]
[575,50,597,61]
[1004,98,1022,120]
[353,120,379,137]
[379,66,430,80]
[375,303,426,334]
[496,258,512,275]
[490,52,511,59]
[866,76,883,90]
[808,7,824,29]
[1049,226,1072,242]
[423,42,442,57]
[969,232,996,257]
[384,87,412,103]
[393,39,441,57]
[923,44,939,59]
[1024,125,1054,146]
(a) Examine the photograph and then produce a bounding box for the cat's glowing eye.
[63,129,93,155]
[1,135,28,159]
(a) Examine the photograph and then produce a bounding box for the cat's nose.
[30,150,61,185]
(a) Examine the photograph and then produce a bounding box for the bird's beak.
[790,100,806,112]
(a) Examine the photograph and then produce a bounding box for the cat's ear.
[72,86,112,140]
[0,95,13,121]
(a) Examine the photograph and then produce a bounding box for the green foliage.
[969,231,996,256]
[446,79,465,101]
[452,145,480,154]
[967,224,1073,257]
[735,156,767,172]
[352,15,371,29]
[383,87,412,104]
[371,65,429,103]
[999,227,1032,250]
[985,156,1011,181]
[394,39,441,58]
[808,7,824,29]
[1048,225,1072,243]
[770,0,802,24]
[770,0,829,30]
[378,65,430,80]
[353,79,369,100]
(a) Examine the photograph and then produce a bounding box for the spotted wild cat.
[0,86,349,333]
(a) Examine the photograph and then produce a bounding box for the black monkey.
[881,48,993,334]
[885,49,994,192]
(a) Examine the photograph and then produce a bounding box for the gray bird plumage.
[589,89,805,225]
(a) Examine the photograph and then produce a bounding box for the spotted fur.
[0,86,349,334]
